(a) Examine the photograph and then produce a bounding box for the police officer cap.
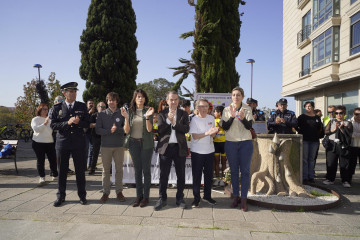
[246,98,256,104]
[254,99,258,105]
[61,82,78,91]
[278,98,287,105]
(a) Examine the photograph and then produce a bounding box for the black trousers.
[32,141,58,178]
[159,144,186,201]
[349,146,360,175]
[56,147,86,200]
[89,136,101,170]
[326,147,353,183]
[191,152,214,202]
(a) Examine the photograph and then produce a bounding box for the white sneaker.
[323,179,334,185]
[219,180,225,187]
[343,182,351,188]
[52,176,58,181]
[213,179,220,186]
[39,177,45,184]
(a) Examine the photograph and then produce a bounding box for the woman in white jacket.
[31,104,58,184]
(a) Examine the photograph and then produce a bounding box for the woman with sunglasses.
[31,103,58,185]
[323,106,353,187]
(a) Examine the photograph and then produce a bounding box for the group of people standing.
[266,99,360,188]
[30,81,359,212]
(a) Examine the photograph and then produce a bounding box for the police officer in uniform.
[246,98,265,122]
[267,98,297,134]
[49,82,90,207]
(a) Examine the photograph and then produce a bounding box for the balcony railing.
[297,25,311,46]
[299,68,310,78]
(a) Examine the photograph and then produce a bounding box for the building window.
[350,11,360,55]
[351,0,358,5]
[302,11,311,39]
[313,0,340,31]
[327,90,359,118]
[312,27,339,70]
[300,53,310,77]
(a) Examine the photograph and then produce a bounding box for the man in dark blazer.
[49,82,90,207]
[154,91,190,211]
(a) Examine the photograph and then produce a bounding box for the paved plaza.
[0,140,359,239]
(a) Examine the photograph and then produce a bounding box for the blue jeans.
[303,141,319,181]
[225,140,253,198]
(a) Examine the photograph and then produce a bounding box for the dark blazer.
[49,101,90,149]
[156,108,189,157]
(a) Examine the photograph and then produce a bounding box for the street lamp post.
[246,59,255,99]
[33,64,42,81]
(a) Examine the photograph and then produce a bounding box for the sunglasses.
[335,112,344,115]
[328,111,333,114]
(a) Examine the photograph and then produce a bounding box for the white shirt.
[189,115,215,154]
[351,117,360,147]
[166,110,178,143]
[65,100,75,110]
[31,116,54,143]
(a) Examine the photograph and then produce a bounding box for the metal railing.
[299,68,310,78]
[297,25,311,45]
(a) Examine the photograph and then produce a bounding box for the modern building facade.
[283,0,360,118]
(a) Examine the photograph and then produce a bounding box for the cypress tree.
[79,0,138,104]
[193,0,245,92]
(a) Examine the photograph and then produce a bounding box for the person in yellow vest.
[213,105,227,186]
[323,105,336,127]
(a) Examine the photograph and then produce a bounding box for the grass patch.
[310,190,333,197]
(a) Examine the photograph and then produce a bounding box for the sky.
[0,0,295,111]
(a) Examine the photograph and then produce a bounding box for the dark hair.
[87,99,94,103]
[181,99,191,108]
[335,105,346,112]
[129,89,149,113]
[231,86,244,97]
[106,92,120,103]
[214,106,224,115]
[303,101,314,108]
[36,103,49,116]
[157,99,168,113]
[328,105,335,109]
[314,109,322,114]
[353,107,360,114]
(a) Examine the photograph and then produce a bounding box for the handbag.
[250,128,257,139]
[321,135,332,150]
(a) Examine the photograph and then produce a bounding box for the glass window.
[351,0,358,5]
[302,11,311,40]
[312,27,339,69]
[350,11,360,55]
[300,53,310,77]
[327,90,359,119]
[313,0,333,30]
[301,99,314,114]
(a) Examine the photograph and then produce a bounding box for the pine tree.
[79,0,138,105]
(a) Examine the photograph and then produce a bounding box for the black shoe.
[176,199,186,209]
[154,199,167,211]
[202,197,216,205]
[191,200,200,208]
[53,198,65,207]
[67,169,75,175]
[88,169,95,175]
[80,198,87,205]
